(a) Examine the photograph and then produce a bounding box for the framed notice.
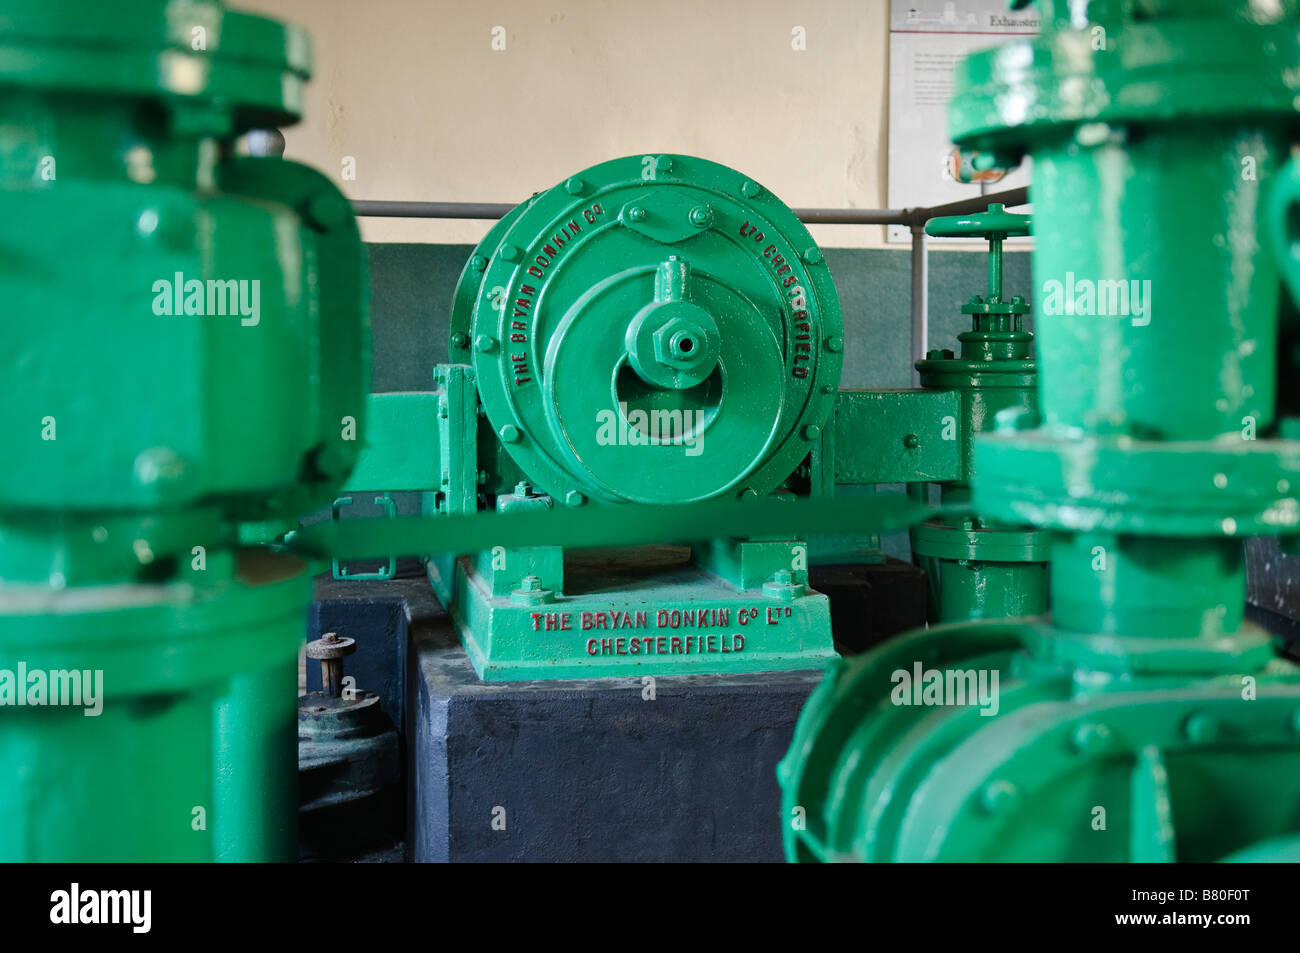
[887,1,1039,242]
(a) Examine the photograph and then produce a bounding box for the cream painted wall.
[249,0,906,248]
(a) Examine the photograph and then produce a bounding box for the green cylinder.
[780,0,1300,863]
[0,557,305,861]
[1032,129,1280,441]
[0,0,369,861]
[1049,533,1247,638]
[917,552,1048,621]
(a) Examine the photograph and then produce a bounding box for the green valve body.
[780,0,1300,862]
[911,204,1048,621]
[0,0,369,860]
[426,155,843,679]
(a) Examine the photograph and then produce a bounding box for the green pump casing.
[450,154,843,505]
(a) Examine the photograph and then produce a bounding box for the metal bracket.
[331,494,398,580]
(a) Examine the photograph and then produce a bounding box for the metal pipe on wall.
[909,225,929,386]
[350,187,1028,227]
[349,186,1030,394]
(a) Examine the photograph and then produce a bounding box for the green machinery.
[350,154,848,679]
[910,205,1047,622]
[0,0,369,860]
[779,0,1300,862]
[339,156,1051,681]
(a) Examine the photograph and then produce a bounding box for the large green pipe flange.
[0,0,312,133]
[0,0,369,860]
[450,154,842,505]
[780,0,1300,863]
[0,553,305,861]
[779,616,1300,862]
[950,0,1300,165]
[950,0,1300,635]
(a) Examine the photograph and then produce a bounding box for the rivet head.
[1184,713,1221,745]
[500,244,520,262]
[803,246,822,265]
[981,780,1018,814]
[564,177,585,195]
[825,336,844,353]
[628,206,647,222]
[903,433,920,449]
[689,205,712,227]
[821,383,836,394]
[133,447,189,493]
[655,155,673,172]
[740,180,761,198]
[803,424,822,441]
[475,335,497,353]
[499,424,521,443]
[1071,722,1112,755]
[136,208,160,236]
[470,254,488,272]
[565,490,585,507]
[449,331,469,349]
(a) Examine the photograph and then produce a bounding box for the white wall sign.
[887,1,1038,241]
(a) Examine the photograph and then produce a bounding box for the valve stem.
[305,631,357,699]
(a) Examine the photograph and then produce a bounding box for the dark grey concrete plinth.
[404,582,822,862]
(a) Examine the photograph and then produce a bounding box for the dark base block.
[811,558,929,655]
[406,583,823,862]
[309,564,921,862]
[1245,603,1300,664]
